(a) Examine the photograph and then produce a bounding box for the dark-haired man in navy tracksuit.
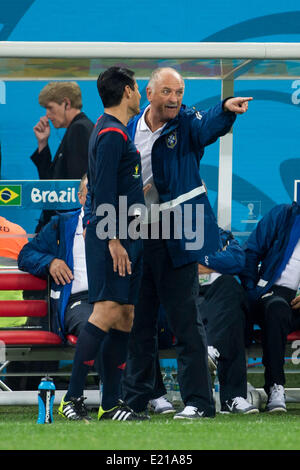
[122,67,252,419]
[59,67,148,422]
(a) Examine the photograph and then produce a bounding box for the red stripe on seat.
[0,330,62,345]
[287,330,300,341]
[98,127,128,141]
[83,359,95,367]
[254,328,300,342]
[0,300,47,317]
[0,273,47,291]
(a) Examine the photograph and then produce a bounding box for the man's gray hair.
[78,173,88,194]
[147,67,184,91]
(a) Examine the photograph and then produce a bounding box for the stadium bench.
[0,268,76,393]
[247,329,300,360]
[1,268,300,405]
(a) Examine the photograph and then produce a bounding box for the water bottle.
[213,374,220,412]
[163,366,176,403]
[37,376,55,424]
[171,366,181,403]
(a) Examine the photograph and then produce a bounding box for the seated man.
[197,228,258,414]
[147,228,259,415]
[18,175,91,341]
[240,202,300,413]
[18,175,102,390]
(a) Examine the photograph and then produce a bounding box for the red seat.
[0,300,48,317]
[0,330,62,346]
[253,328,300,343]
[0,271,47,291]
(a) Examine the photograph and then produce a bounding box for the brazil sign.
[0,180,80,235]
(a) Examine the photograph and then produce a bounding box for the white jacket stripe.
[159,185,206,212]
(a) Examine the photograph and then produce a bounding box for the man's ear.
[63,98,71,109]
[146,86,152,102]
[124,84,132,99]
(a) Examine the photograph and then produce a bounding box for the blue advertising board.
[0,0,300,241]
[0,180,80,235]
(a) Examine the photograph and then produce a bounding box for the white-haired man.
[122,67,252,419]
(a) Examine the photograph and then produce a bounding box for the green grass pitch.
[1,289,300,452]
[1,404,300,451]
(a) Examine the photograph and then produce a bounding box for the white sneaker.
[220,396,259,414]
[266,384,286,413]
[149,396,175,414]
[208,346,220,372]
[174,406,207,420]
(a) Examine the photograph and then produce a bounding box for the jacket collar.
[68,112,87,128]
[292,201,300,215]
[129,104,186,137]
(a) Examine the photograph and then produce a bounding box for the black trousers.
[252,285,300,392]
[122,237,215,416]
[64,290,93,337]
[198,275,249,404]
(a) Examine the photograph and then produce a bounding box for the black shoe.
[220,397,259,414]
[98,400,150,421]
[58,395,91,421]
[174,406,212,419]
